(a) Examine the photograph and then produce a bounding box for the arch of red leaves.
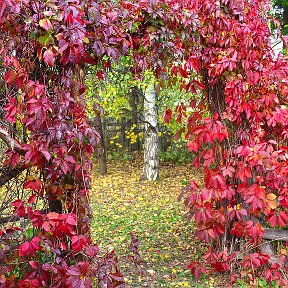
[0,0,287,287]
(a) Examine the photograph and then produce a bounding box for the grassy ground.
[90,160,215,287]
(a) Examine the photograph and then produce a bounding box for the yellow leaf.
[267,193,277,200]
[268,200,277,210]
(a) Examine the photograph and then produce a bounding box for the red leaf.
[211,261,230,272]
[67,266,81,277]
[28,194,36,204]
[42,222,51,232]
[43,49,55,67]
[164,108,172,124]
[4,96,18,123]
[188,261,206,279]
[41,150,51,161]
[19,242,30,257]
[193,156,200,169]
[96,70,105,80]
[221,165,235,177]
[179,68,188,78]
[177,113,182,123]
[202,150,216,167]
[19,237,41,257]
[267,211,278,227]
[46,212,59,221]
[39,18,53,31]
[230,222,245,237]
[236,165,252,182]
[66,214,77,226]
[24,179,42,191]
[278,211,288,227]
[171,65,178,75]
[193,80,205,90]
[29,260,39,269]
[188,57,201,73]
[71,235,87,252]
[4,70,16,86]
[31,237,41,250]
[187,141,199,153]
[66,13,74,25]
[11,199,25,217]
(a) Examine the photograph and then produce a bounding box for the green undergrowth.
[90,160,210,287]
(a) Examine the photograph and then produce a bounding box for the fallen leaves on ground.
[90,160,208,287]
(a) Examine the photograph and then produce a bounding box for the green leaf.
[38,34,54,46]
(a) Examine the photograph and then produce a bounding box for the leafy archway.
[0,0,287,286]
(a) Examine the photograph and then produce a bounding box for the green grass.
[90,161,212,287]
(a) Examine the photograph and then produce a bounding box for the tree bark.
[0,127,25,155]
[0,165,26,187]
[263,228,288,241]
[141,82,159,181]
[129,87,140,151]
[94,107,107,175]
[0,127,27,187]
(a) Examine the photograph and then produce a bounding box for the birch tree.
[142,79,159,181]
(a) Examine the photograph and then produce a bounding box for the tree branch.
[0,127,27,187]
[263,228,288,241]
[0,163,26,187]
[0,127,25,155]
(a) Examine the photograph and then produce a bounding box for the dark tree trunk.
[129,87,140,151]
[263,228,288,241]
[94,108,107,175]
[120,117,126,147]
[48,199,63,213]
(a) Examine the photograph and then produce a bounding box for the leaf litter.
[90,159,213,287]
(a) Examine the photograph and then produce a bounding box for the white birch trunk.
[142,82,159,181]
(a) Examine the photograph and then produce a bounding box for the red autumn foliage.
[19,237,41,257]
[0,0,287,286]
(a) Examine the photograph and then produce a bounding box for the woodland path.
[90,160,216,287]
